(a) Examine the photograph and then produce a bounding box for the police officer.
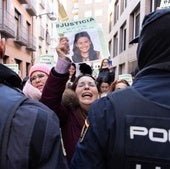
[71,8,170,169]
[0,39,68,169]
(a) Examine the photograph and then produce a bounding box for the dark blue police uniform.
[71,8,170,169]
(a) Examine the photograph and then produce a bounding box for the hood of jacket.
[62,88,79,109]
[0,63,22,89]
[137,8,170,70]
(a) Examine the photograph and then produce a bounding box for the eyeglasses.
[30,73,46,83]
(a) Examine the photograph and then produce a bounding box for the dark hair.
[99,58,109,72]
[21,76,29,89]
[71,74,96,91]
[110,79,130,92]
[97,76,112,92]
[70,63,76,82]
[72,31,99,62]
[79,63,92,75]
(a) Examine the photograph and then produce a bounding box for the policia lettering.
[135,164,161,169]
[130,126,170,143]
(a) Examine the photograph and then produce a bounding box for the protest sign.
[39,55,55,67]
[4,64,19,74]
[119,73,133,85]
[159,0,170,8]
[56,17,109,64]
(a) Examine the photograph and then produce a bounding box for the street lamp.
[36,12,57,21]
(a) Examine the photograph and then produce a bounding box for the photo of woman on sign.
[72,31,101,63]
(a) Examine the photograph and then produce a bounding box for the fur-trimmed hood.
[62,88,79,109]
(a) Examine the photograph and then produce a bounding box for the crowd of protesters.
[2,7,169,169]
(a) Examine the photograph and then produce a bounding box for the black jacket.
[0,63,68,169]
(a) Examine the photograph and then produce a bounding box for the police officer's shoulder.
[89,95,115,119]
[18,97,60,126]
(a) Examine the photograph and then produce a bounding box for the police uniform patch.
[79,118,90,143]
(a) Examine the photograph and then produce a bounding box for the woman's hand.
[56,37,70,59]
[0,38,6,59]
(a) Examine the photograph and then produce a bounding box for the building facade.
[108,0,161,78]
[63,0,162,79]
[0,0,58,79]
[0,0,36,78]
[35,0,58,66]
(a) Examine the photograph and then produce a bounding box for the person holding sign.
[72,31,100,63]
[40,37,99,166]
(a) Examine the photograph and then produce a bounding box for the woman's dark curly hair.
[71,74,97,91]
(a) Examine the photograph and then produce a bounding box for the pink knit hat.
[29,63,51,77]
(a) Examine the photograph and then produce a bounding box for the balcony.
[25,1,36,16]
[14,27,27,46]
[26,35,36,51]
[0,9,15,38]
[18,0,28,4]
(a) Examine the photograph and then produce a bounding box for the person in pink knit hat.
[23,63,51,100]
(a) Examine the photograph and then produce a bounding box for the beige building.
[63,0,162,78]
[0,0,162,79]
[35,0,58,66]
[108,0,161,78]
[59,0,110,74]
[65,0,110,39]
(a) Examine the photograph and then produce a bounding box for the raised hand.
[0,38,6,59]
[56,37,70,60]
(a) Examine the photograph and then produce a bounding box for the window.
[114,0,119,24]
[109,12,113,32]
[124,0,127,8]
[119,63,125,75]
[109,40,113,57]
[134,12,140,38]
[120,0,127,14]
[150,0,161,11]
[26,62,30,76]
[120,22,127,52]
[14,10,21,38]
[15,59,21,74]
[26,22,31,43]
[131,8,140,41]
[113,33,118,57]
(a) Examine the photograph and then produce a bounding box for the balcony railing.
[0,9,15,38]
[25,0,36,16]
[26,35,36,51]
[14,26,28,46]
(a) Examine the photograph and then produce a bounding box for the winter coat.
[0,63,68,169]
[97,67,115,83]
[40,68,87,165]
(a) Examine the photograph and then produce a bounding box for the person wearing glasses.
[23,63,51,100]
